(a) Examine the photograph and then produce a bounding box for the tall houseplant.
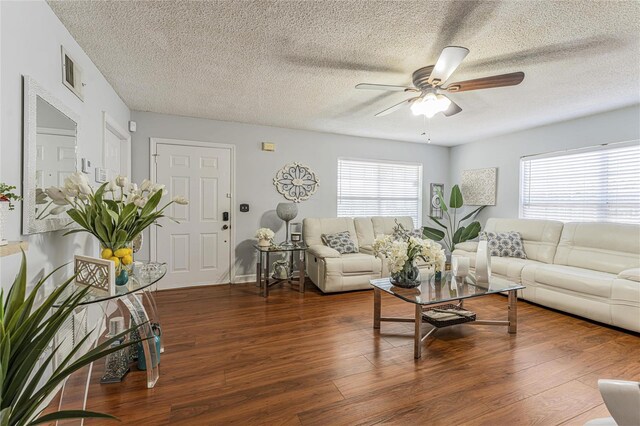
[0,253,142,425]
[423,184,485,252]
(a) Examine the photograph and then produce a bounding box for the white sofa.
[452,218,640,332]
[303,216,432,293]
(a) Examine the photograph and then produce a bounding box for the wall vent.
[61,47,84,101]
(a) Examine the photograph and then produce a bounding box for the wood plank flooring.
[75,280,639,425]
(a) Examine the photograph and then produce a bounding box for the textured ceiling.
[48,0,640,146]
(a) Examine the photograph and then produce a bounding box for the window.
[337,158,422,227]
[520,142,640,223]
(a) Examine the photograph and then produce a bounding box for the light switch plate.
[95,167,108,183]
[262,142,275,152]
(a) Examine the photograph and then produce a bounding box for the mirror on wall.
[23,76,79,234]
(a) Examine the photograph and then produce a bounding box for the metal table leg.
[297,250,305,293]
[508,290,518,333]
[414,304,422,359]
[373,288,381,329]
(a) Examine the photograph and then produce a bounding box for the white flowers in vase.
[255,228,275,247]
[373,235,445,275]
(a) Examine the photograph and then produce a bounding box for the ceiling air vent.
[61,47,84,101]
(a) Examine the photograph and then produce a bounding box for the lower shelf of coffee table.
[422,304,477,328]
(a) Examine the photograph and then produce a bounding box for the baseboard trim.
[233,274,257,284]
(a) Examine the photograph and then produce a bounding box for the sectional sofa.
[452,218,640,332]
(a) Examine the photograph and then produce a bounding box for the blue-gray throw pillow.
[321,231,358,254]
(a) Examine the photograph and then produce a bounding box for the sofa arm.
[307,244,341,259]
[455,241,479,252]
[618,268,640,282]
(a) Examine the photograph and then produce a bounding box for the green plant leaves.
[449,184,464,209]
[28,410,117,425]
[460,221,481,242]
[1,254,140,425]
[422,226,445,241]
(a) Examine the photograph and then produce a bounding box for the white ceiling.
[48,0,640,146]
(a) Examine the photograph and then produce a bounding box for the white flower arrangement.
[373,234,445,274]
[255,228,275,241]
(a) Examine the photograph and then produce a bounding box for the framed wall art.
[461,167,497,206]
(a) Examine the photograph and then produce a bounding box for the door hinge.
[152,153,159,163]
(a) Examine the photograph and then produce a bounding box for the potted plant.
[0,253,142,425]
[0,182,22,246]
[255,228,275,247]
[373,234,445,288]
[45,173,188,285]
[423,184,485,253]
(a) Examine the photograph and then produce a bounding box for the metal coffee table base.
[373,288,518,359]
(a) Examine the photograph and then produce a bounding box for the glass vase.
[100,241,134,286]
[390,260,421,288]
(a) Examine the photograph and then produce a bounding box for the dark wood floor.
[75,280,639,425]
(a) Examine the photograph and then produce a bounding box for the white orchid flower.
[172,196,189,205]
[134,197,148,208]
[45,187,67,202]
[140,179,152,192]
[115,175,128,188]
[50,205,67,215]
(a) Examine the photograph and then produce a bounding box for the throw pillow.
[392,224,423,241]
[322,231,358,254]
[480,231,527,259]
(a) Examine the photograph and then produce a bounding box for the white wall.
[130,111,450,280]
[0,1,130,289]
[449,105,640,223]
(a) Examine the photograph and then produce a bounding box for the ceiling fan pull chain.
[422,115,432,144]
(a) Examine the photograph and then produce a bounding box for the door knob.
[222,224,229,230]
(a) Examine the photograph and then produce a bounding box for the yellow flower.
[122,255,133,265]
[109,256,121,267]
[114,248,130,258]
[101,248,113,259]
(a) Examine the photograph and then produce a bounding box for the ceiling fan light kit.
[410,93,451,118]
[356,45,525,119]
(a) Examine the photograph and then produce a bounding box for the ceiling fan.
[355,46,525,118]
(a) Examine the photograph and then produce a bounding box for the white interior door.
[154,142,232,289]
[104,129,123,179]
[36,132,76,188]
[103,112,131,181]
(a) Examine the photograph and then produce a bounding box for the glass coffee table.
[370,272,524,359]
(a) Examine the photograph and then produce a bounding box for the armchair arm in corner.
[307,244,341,259]
[454,241,479,253]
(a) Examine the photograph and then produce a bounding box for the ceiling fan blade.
[438,95,462,117]
[374,97,418,117]
[428,46,470,85]
[356,83,413,92]
[444,72,525,92]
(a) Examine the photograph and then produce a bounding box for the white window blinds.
[337,158,422,227]
[520,143,640,224]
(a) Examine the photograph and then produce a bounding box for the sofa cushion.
[322,231,358,254]
[325,253,382,275]
[303,217,358,249]
[554,222,640,275]
[354,217,375,247]
[489,257,540,283]
[521,263,615,298]
[481,231,527,259]
[484,218,563,264]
